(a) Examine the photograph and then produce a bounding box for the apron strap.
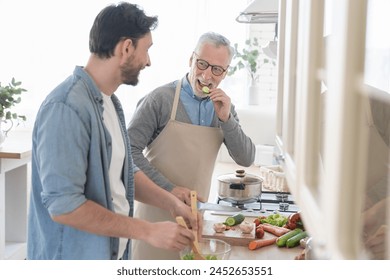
[170,80,182,120]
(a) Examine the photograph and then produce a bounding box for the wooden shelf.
[0,131,32,159]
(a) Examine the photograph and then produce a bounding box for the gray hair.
[194,32,235,62]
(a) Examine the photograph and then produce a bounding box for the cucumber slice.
[202,86,210,94]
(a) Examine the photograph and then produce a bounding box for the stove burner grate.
[217,191,298,213]
[216,196,261,210]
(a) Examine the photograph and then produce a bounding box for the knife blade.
[196,201,240,212]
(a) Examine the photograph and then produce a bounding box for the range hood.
[236,0,279,24]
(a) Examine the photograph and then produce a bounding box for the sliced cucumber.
[202,86,210,94]
[225,213,245,226]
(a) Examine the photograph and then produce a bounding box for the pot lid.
[217,169,262,184]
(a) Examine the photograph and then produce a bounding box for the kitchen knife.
[196,201,240,212]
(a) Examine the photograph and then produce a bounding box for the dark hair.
[89,2,158,58]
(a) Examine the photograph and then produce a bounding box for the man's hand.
[209,88,231,122]
[365,225,388,259]
[145,221,195,251]
[169,196,203,241]
[171,186,206,206]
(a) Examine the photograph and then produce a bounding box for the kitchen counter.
[202,211,303,260]
[205,162,302,260]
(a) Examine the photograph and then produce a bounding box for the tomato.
[286,212,301,230]
[288,213,301,224]
[253,218,261,227]
[256,225,265,239]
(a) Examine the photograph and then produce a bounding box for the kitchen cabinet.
[274,0,389,259]
[0,132,31,260]
[274,0,325,255]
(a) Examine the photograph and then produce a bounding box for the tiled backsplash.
[249,23,278,106]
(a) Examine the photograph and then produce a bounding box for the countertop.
[205,162,302,260]
[202,211,303,260]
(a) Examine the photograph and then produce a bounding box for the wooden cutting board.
[201,220,256,246]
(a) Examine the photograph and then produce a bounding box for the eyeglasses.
[193,53,228,76]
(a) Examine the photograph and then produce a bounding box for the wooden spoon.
[190,191,200,248]
[176,216,205,260]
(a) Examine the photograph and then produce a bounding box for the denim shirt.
[27,66,137,260]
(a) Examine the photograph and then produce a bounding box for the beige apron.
[132,80,224,260]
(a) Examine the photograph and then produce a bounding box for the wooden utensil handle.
[190,191,198,244]
[176,216,188,228]
[190,191,197,212]
[176,215,205,259]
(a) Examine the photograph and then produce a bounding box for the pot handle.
[229,183,246,190]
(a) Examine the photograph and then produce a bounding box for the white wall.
[218,22,279,164]
[1,0,279,164]
[0,0,250,130]
[249,23,279,105]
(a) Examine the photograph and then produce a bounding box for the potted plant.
[0,78,27,145]
[228,38,276,105]
[228,37,275,84]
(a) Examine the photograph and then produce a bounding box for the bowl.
[180,238,231,260]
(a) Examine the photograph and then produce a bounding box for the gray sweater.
[127,79,256,191]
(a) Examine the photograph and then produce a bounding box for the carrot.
[261,224,291,237]
[248,237,277,250]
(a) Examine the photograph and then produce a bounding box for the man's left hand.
[171,186,206,206]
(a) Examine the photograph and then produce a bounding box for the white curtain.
[0,0,248,129]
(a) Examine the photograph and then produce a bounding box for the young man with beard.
[27,2,197,260]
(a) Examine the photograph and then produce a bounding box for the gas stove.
[214,191,299,217]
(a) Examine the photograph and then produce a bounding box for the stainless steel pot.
[217,169,263,204]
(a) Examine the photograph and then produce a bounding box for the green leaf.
[0,78,27,122]
[228,38,276,81]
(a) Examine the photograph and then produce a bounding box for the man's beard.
[121,58,142,86]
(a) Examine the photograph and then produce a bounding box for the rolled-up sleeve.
[35,102,89,216]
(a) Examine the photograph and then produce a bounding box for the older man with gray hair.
[127,32,255,259]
